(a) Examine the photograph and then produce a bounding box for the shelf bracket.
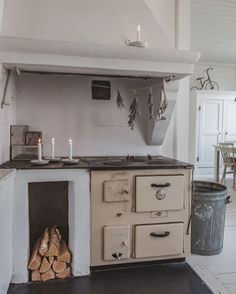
[1,69,11,109]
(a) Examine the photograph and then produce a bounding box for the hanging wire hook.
[1,70,11,109]
[16,67,21,76]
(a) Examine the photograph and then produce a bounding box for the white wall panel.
[15,74,164,157]
[0,0,172,49]
[0,170,15,294]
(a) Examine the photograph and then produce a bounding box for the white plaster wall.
[144,0,176,48]
[191,63,236,92]
[0,170,15,294]
[0,0,5,29]
[0,0,173,50]
[15,74,168,157]
[0,0,16,164]
[175,0,191,161]
[0,0,193,161]
[0,70,16,164]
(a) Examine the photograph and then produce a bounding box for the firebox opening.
[28,181,69,255]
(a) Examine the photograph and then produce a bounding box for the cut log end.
[31,270,41,282]
[52,260,67,273]
[39,257,54,274]
[57,240,71,263]
[28,240,42,270]
[45,227,61,257]
[39,227,49,256]
[41,268,55,282]
[56,267,71,279]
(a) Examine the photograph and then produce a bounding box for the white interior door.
[198,99,223,168]
[224,100,236,142]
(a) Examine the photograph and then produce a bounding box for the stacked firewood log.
[28,226,71,282]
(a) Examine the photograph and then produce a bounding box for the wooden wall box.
[25,131,42,145]
[11,145,38,160]
[10,125,29,145]
[91,80,111,100]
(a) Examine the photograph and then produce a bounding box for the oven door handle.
[151,183,171,188]
[150,231,170,238]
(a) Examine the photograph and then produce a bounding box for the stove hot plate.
[102,156,163,166]
[86,155,191,169]
[103,160,133,166]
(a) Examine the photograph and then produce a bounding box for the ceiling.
[191,0,236,64]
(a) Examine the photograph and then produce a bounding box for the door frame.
[192,91,236,174]
[197,98,223,168]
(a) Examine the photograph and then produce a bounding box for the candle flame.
[69,138,72,143]
[137,25,141,31]
[38,138,41,143]
[52,138,55,142]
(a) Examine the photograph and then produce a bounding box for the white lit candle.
[38,138,42,162]
[137,25,141,42]
[69,139,73,161]
[51,138,55,159]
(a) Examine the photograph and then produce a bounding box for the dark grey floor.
[8,263,213,294]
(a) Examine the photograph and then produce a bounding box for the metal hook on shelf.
[1,69,11,109]
[165,75,175,82]
[16,67,21,76]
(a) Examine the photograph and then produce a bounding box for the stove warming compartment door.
[135,174,185,212]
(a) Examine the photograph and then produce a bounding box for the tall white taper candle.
[38,138,42,161]
[52,138,55,159]
[69,139,73,161]
[137,25,141,42]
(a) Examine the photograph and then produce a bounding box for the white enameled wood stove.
[90,156,192,267]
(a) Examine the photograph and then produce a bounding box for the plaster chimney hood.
[0,36,200,147]
[0,36,200,79]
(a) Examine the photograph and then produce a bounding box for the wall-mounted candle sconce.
[125,25,148,48]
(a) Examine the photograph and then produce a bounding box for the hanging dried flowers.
[113,77,170,129]
[116,90,125,110]
[147,89,154,120]
[156,84,168,120]
[128,92,141,130]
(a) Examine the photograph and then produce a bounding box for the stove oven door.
[134,222,184,258]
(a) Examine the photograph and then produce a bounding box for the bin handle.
[226,196,232,204]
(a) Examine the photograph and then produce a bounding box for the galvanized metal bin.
[191,181,231,255]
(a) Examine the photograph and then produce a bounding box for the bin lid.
[193,181,228,201]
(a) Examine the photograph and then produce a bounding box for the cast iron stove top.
[0,155,193,170]
[102,155,152,166]
[86,155,192,170]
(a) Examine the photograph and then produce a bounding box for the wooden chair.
[219,142,236,189]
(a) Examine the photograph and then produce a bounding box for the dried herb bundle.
[147,90,154,120]
[156,85,168,120]
[128,93,141,130]
[116,90,125,110]
[159,85,168,114]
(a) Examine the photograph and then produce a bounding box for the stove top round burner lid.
[103,160,133,166]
